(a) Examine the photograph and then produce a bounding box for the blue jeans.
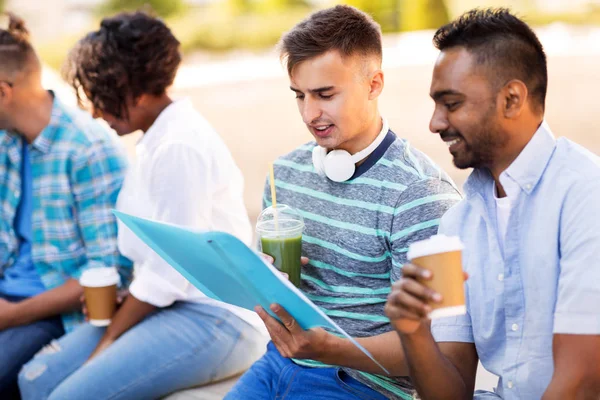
[225,342,389,400]
[19,301,267,400]
[0,294,64,400]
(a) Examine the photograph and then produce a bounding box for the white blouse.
[116,98,264,332]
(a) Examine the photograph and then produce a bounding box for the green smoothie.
[260,235,303,287]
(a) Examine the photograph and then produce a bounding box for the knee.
[18,360,49,400]
[18,341,63,400]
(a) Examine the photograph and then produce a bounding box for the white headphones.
[312,119,389,182]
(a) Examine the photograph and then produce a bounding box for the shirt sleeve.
[128,143,214,307]
[554,179,600,334]
[430,212,475,343]
[389,178,462,283]
[70,140,132,285]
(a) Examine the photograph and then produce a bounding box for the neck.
[339,112,383,162]
[139,94,173,133]
[13,89,53,144]
[489,118,543,197]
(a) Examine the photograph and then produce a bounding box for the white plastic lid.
[256,204,304,238]
[79,267,120,287]
[407,234,464,260]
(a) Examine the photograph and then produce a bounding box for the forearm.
[542,368,600,399]
[103,294,156,341]
[318,331,409,376]
[13,279,83,326]
[399,325,470,400]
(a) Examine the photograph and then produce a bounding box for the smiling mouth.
[445,138,461,147]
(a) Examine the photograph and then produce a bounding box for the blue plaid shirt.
[0,94,132,332]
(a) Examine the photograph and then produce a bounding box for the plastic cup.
[256,204,304,287]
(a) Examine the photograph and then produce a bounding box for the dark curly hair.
[63,11,181,119]
[433,8,547,111]
[0,12,36,78]
[279,5,382,76]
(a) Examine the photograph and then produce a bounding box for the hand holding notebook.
[113,211,388,374]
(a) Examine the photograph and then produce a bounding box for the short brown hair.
[279,5,382,76]
[0,12,35,78]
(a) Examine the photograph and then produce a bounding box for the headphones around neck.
[312,119,389,182]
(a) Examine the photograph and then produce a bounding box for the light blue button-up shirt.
[431,122,600,399]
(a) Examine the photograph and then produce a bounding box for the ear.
[132,93,148,108]
[501,79,528,119]
[0,81,14,104]
[368,69,384,101]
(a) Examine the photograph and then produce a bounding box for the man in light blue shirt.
[384,8,600,399]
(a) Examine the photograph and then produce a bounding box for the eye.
[319,94,333,100]
[295,94,305,100]
[445,102,461,111]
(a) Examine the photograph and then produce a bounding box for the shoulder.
[550,138,600,182]
[55,101,122,152]
[153,106,224,155]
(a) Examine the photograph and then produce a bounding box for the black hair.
[64,11,181,118]
[433,8,547,110]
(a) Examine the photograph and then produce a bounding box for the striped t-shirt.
[264,131,461,399]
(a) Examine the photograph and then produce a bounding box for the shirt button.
[511,323,519,331]
[507,381,514,389]
[525,184,532,190]
[497,273,504,281]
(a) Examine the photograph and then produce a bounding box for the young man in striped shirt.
[225,5,461,400]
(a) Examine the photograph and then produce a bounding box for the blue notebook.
[114,211,388,374]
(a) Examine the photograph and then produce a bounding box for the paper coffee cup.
[79,267,120,327]
[407,235,466,319]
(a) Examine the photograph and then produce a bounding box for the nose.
[429,105,449,134]
[301,97,322,125]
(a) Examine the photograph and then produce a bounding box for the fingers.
[260,253,274,264]
[301,257,309,265]
[280,272,289,280]
[385,274,442,324]
[270,304,303,335]
[255,306,291,343]
[401,263,433,280]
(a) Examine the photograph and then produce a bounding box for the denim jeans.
[0,294,64,400]
[19,301,267,400]
[225,342,389,400]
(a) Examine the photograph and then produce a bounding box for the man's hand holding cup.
[385,235,468,335]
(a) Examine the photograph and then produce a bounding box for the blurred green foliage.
[34,0,600,71]
[100,0,185,17]
[344,0,450,32]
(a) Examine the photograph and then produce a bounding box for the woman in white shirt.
[19,12,267,400]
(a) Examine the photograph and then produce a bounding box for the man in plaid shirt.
[0,14,131,398]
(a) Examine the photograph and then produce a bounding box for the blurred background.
[8,0,600,222]
[7,0,600,392]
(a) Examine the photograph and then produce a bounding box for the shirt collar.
[137,98,193,152]
[31,92,64,154]
[464,121,556,197]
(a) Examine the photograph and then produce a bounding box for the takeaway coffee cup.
[79,267,120,326]
[407,235,466,318]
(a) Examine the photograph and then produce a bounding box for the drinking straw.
[269,163,279,232]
